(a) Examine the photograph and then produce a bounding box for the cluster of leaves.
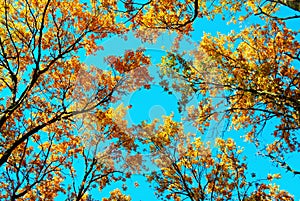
[200,20,300,153]
[102,188,131,201]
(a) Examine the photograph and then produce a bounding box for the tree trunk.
[279,0,300,12]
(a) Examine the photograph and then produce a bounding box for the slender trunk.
[279,0,300,12]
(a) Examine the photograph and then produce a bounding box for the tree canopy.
[0,0,299,200]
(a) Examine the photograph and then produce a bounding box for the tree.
[137,115,293,201]
[157,0,299,176]
[0,0,153,199]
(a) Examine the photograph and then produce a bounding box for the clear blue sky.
[83,6,300,201]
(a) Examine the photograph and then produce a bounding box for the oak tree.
[137,115,293,201]
[157,0,299,177]
[0,0,152,199]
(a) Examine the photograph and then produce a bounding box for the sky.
[82,5,300,201]
[1,1,299,201]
